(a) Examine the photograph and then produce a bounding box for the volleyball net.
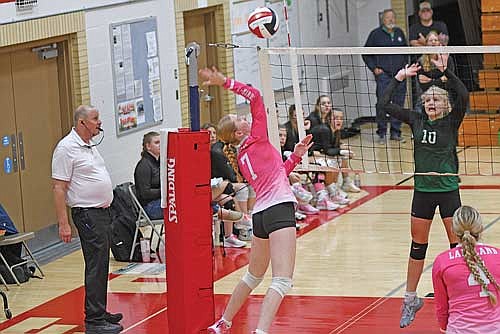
[257,45,500,176]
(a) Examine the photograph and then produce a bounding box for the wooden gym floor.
[1,128,499,333]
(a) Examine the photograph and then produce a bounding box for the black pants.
[72,207,112,325]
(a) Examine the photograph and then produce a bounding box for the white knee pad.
[234,186,249,202]
[242,271,263,290]
[269,276,292,298]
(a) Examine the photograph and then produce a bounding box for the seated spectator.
[303,96,340,210]
[432,206,500,333]
[279,125,318,218]
[0,203,22,267]
[0,204,18,236]
[325,109,361,195]
[211,178,247,248]
[283,104,311,153]
[134,131,162,219]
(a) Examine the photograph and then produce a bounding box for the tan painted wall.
[174,0,235,127]
[392,0,407,34]
[0,12,89,107]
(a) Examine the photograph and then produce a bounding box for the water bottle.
[140,238,151,263]
[158,241,166,264]
[354,173,361,188]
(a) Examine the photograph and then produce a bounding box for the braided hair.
[453,206,500,306]
[217,115,244,183]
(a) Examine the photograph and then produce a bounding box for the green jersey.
[379,68,468,192]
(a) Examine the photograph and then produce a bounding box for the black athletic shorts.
[411,189,461,220]
[252,202,296,239]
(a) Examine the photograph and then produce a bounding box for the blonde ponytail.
[454,206,500,306]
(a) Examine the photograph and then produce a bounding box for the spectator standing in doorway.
[409,1,449,47]
[362,9,408,144]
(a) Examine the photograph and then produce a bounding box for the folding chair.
[0,232,44,286]
[128,184,165,261]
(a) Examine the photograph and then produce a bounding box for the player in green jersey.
[377,55,469,328]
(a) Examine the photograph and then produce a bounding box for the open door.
[184,7,223,125]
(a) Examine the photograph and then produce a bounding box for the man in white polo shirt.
[52,105,123,334]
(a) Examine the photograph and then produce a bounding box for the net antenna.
[259,45,500,176]
[281,0,292,47]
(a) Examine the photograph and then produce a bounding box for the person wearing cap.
[409,1,449,47]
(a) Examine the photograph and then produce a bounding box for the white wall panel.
[85,0,180,185]
[0,0,146,24]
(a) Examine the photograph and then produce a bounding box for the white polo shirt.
[52,128,113,208]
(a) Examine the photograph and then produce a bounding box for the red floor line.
[213,186,393,280]
[295,185,392,238]
[327,297,389,334]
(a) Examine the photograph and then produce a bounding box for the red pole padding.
[165,130,214,333]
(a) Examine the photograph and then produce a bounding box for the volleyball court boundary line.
[327,215,500,334]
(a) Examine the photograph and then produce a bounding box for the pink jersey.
[432,244,500,333]
[224,78,301,214]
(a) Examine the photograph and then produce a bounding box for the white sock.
[404,291,417,302]
[255,329,267,334]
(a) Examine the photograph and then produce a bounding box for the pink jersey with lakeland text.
[432,244,500,334]
[224,78,301,214]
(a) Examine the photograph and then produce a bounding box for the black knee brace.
[409,241,428,260]
[222,199,236,211]
[223,182,235,196]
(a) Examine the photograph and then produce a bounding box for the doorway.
[0,41,71,249]
[184,7,223,125]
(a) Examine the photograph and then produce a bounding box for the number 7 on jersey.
[240,153,257,180]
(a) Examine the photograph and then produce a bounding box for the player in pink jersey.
[200,67,312,334]
[432,206,500,333]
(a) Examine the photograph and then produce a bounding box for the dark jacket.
[306,112,323,129]
[0,204,18,235]
[133,152,160,206]
[211,141,237,182]
[362,26,408,76]
[409,20,448,44]
[283,121,299,152]
[417,56,456,93]
[310,123,343,157]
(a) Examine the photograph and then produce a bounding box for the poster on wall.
[110,17,163,136]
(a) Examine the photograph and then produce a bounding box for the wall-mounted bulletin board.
[110,17,163,136]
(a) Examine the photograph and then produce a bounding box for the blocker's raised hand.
[431,53,449,73]
[395,63,421,81]
[199,66,226,87]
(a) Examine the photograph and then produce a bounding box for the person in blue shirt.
[362,9,408,144]
[0,204,18,235]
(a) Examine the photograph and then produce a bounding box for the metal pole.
[185,42,201,131]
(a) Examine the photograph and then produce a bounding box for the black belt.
[72,207,110,213]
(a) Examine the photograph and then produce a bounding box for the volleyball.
[247,7,279,39]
